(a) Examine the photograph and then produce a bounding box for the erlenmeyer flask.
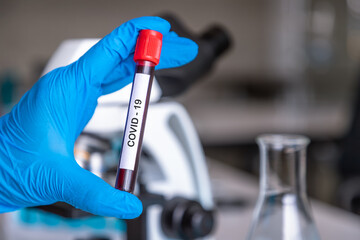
[247,134,321,240]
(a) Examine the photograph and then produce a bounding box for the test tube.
[115,30,163,193]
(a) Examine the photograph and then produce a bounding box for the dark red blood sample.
[115,61,155,193]
[115,30,162,193]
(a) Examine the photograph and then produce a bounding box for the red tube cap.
[134,30,163,65]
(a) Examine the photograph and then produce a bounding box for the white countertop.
[208,159,360,240]
[1,160,359,240]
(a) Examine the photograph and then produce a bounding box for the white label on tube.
[119,73,150,171]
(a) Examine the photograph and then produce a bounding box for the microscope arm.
[144,101,214,210]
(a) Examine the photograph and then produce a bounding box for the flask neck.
[257,135,309,195]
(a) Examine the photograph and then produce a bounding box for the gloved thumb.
[60,162,142,219]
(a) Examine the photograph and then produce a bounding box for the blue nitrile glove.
[0,16,198,218]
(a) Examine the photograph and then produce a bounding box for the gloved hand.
[0,16,198,219]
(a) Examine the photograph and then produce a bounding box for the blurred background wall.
[0,0,255,86]
[1,0,359,214]
[0,0,355,141]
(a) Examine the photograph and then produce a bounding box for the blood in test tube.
[115,30,163,193]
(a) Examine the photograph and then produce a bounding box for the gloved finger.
[156,33,198,70]
[100,56,135,95]
[100,34,198,95]
[168,31,179,37]
[73,16,170,88]
[60,162,142,219]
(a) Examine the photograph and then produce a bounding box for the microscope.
[37,14,231,240]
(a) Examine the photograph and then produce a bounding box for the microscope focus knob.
[161,197,215,239]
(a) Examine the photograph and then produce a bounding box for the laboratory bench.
[1,160,359,240]
[208,159,360,240]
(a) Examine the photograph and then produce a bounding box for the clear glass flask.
[247,134,321,240]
